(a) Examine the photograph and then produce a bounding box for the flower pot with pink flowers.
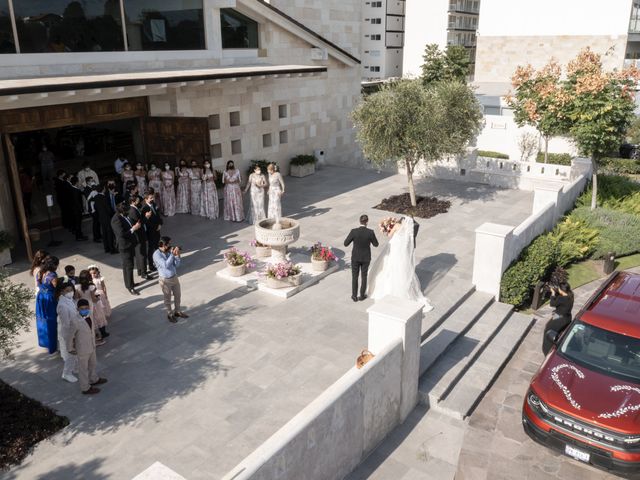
[263,262,302,289]
[224,248,255,277]
[250,239,271,258]
[309,241,337,271]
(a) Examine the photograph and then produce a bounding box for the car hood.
[532,353,640,434]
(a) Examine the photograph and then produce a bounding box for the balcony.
[448,0,479,15]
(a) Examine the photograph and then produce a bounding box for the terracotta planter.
[311,257,328,271]
[255,246,272,258]
[227,263,247,277]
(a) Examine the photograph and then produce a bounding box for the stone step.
[418,290,494,376]
[421,279,476,341]
[418,301,514,409]
[435,311,536,420]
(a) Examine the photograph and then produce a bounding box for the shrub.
[599,157,640,175]
[535,152,573,165]
[247,159,270,175]
[608,191,640,215]
[575,174,640,208]
[477,150,509,159]
[548,217,599,267]
[570,206,640,258]
[500,235,558,308]
[290,154,317,166]
[0,269,32,359]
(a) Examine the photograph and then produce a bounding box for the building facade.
[403,0,480,78]
[361,0,405,81]
[0,0,362,260]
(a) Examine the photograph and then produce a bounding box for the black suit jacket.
[69,186,84,216]
[93,193,114,223]
[344,226,379,263]
[107,190,123,211]
[128,205,147,244]
[413,220,419,249]
[141,202,163,232]
[111,214,137,252]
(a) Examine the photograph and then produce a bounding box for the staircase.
[418,282,535,420]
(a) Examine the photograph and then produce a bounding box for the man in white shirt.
[114,155,126,175]
[77,161,99,188]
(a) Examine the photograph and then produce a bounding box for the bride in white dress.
[367,216,434,311]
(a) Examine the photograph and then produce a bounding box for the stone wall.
[475,35,628,84]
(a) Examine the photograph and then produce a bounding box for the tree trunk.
[544,136,549,164]
[406,159,417,207]
[590,156,598,210]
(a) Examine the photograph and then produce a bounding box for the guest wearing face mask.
[85,180,101,243]
[121,162,134,195]
[111,202,142,295]
[161,163,176,217]
[176,160,191,214]
[94,183,117,254]
[201,161,219,219]
[64,298,108,395]
[56,281,79,383]
[128,195,151,281]
[55,170,72,232]
[188,160,203,215]
[223,160,244,222]
[77,161,99,188]
[147,163,162,212]
[142,191,163,271]
[69,176,88,241]
[134,162,147,193]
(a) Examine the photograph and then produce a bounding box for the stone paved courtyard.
[1,166,533,480]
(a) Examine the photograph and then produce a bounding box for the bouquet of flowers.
[250,239,268,248]
[263,262,302,279]
[224,248,255,268]
[379,217,400,235]
[309,241,338,262]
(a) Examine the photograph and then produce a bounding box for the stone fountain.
[255,217,300,262]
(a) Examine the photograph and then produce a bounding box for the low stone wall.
[222,297,423,480]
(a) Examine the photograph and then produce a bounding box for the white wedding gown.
[367,217,434,311]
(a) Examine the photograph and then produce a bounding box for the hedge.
[576,174,640,209]
[535,152,573,165]
[570,206,640,259]
[599,157,640,175]
[290,154,317,166]
[477,150,509,159]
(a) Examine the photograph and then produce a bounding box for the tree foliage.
[351,78,483,206]
[0,269,32,359]
[625,115,640,144]
[421,44,470,85]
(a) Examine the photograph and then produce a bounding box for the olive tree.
[351,78,483,206]
[0,269,32,359]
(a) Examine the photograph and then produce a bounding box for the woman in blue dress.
[35,256,60,354]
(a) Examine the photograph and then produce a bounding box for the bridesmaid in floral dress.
[222,160,244,222]
[175,160,191,214]
[147,163,162,210]
[200,161,219,219]
[243,164,267,224]
[161,163,176,216]
[189,160,203,216]
[267,163,285,219]
[121,162,135,195]
[134,163,147,193]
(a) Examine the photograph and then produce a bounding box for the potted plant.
[309,241,337,271]
[224,248,255,277]
[263,262,302,289]
[251,239,271,258]
[0,231,14,267]
[289,154,317,178]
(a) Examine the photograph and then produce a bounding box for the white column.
[532,183,563,220]
[472,222,514,299]
[367,296,423,423]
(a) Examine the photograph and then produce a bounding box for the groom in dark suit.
[344,214,379,302]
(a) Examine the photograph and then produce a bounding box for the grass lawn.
[567,253,640,289]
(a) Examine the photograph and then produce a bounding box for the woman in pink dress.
[160,163,176,217]
[134,163,147,193]
[200,161,219,219]
[121,162,135,195]
[88,265,111,335]
[147,163,162,211]
[189,160,203,215]
[222,160,244,222]
[175,160,191,214]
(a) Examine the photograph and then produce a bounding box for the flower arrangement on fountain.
[224,247,255,277]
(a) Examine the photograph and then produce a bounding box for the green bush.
[477,150,509,159]
[576,175,640,208]
[247,159,270,175]
[608,191,640,215]
[500,235,558,308]
[548,217,599,267]
[570,206,640,259]
[599,157,640,175]
[535,152,573,165]
[290,154,317,166]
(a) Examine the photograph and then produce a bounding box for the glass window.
[0,0,15,53]
[13,0,124,53]
[124,0,205,51]
[220,9,258,49]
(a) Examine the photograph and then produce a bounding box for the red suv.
[523,271,640,478]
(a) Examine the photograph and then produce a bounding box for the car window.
[560,322,640,384]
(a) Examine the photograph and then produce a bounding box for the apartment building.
[403,0,480,77]
[361,0,405,80]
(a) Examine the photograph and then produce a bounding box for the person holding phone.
[153,236,188,323]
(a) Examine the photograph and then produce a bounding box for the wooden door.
[143,117,210,167]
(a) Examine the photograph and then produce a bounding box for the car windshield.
[559,321,640,384]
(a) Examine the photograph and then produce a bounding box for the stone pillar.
[367,296,423,423]
[532,183,563,220]
[472,223,514,299]
[571,157,593,180]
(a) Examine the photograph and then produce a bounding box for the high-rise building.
[361,0,405,80]
[403,0,480,78]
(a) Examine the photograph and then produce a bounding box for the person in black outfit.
[93,184,117,254]
[69,176,88,241]
[54,170,72,231]
[411,216,419,249]
[141,190,163,272]
[542,282,574,354]
[344,214,379,302]
[128,195,150,281]
[110,202,142,295]
[124,182,138,204]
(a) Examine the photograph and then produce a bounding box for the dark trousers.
[351,260,370,298]
[542,314,571,354]
[134,239,148,276]
[147,230,160,270]
[100,221,115,253]
[72,212,83,238]
[22,192,32,216]
[120,248,135,290]
[91,212,101,241]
